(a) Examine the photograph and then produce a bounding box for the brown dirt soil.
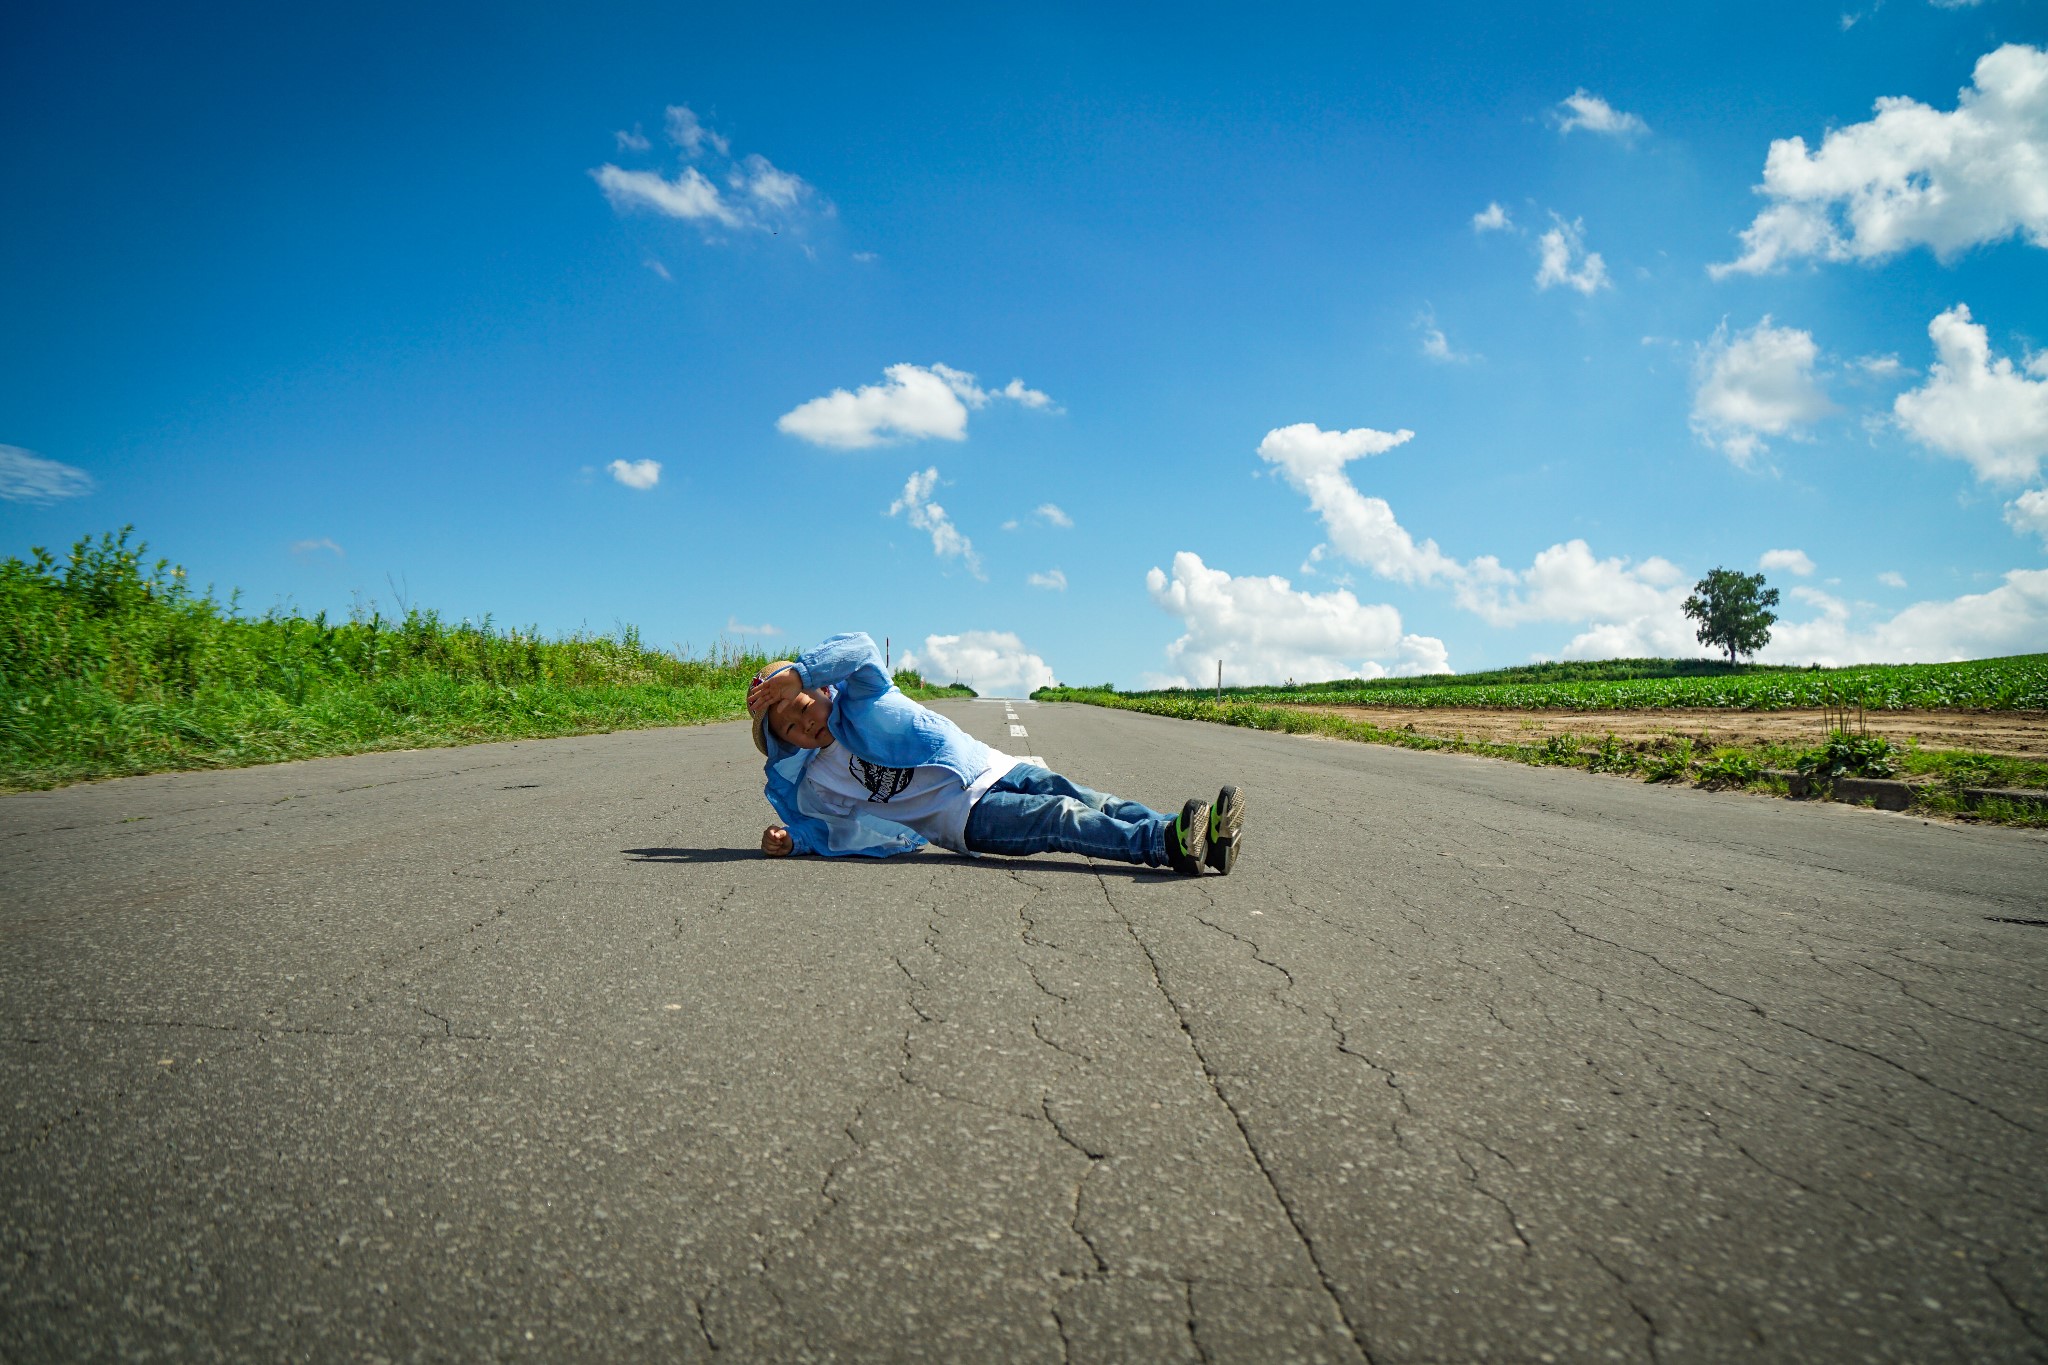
[1279,704,2048,759]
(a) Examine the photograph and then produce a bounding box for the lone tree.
[1683,568,1779,665]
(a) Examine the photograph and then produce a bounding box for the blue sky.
[4,2,2044,693]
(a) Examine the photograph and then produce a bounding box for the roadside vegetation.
[893,670,977,701]
[1034,672,2048,828]
[1097,654,2048,712]
[1,529,789,791]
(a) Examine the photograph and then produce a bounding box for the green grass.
[1032,688,2048,825]
[2,529,780,791]
[1045,654,2048,712]
[892,669,977,701]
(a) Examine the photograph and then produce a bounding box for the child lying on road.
[748,633,1242,874]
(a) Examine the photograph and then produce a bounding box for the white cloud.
[0,445,93,503]
[783,364,969,447]
[1144,551,1429,686]
[2007,488,2048,543]
[1762,569,2048,664]
[734,153,807,210]
[289,537,344,558]
[1560,568,2048,666]
[1535,216,1609,294]
[1760,548,1817,576]
[888,467,983,579]
[1455,540,1689,629]
[1472,201,1513,232]
[1249,418,2037,666]
[901,631,1056,697]
[1855,353,1905,378]
[1553,89,1650,139]
[1419,326,1461,363]
[1257,422,1688,647]
[1027,569,1068,591]
[1893,303,2048,484]
[725,616,782,636]
[1000,519,1020,531]
[1000,378,1057,409]
[777,363,1055,450]
[1712,43,2048,276]
[665,104,729,157]
[1789,584,1852,621]
[1035,502,1072,528]
[643,258,672,281]
[1393,635,1453,676]
[1254,423,1713,659]
[1690,317,1833,465]
[591,165,741,227]
[1255,423,1460,583]
[594,105,822,240]
[1879,570,1909,588]
[608,458,661,490]
[1555,613,1705,661]
[1417,308,1476,363]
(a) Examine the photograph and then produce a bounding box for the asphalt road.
[4,699,2046,1363]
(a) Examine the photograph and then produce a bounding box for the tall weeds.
[1,529,776,789]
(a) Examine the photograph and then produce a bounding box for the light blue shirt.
[760,633,1002,857]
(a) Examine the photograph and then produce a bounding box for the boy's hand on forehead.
[747,664,801,716]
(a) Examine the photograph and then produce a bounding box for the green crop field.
[1039,654,2048,713]
[1026,685,2048,822]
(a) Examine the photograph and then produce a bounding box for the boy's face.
[769,687,834,749]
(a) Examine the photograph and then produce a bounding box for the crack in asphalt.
[1530,943,2048,1228]
[1583,1246,1664,1365]
[1531,900,2044,1138]
[1852,959,2048,1049]
[1188,904,1312,1018]
[689,1295,719,1353]
[737,868,1121,1347]
[1323,1011,1417,1134]
[1040,1092,1110,1295]
[1183,1280,1215,1364]
[1050,1301,1077,1365]
[1984,1263,2047,1345]
[1089,868,1374,1365]
[1449,1140,1533,1256]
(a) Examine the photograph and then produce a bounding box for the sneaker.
[1164,798,1211,875]
[1206,785,1245,874]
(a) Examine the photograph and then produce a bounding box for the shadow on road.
[621,847,1184,881]
[622,847,765,864]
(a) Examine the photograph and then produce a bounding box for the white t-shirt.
[798,743,1020,855]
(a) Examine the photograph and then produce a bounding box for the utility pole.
[885,637,890,673]
[1216,660,1222,703]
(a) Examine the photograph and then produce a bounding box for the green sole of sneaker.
[1208,786,1244,873]
[1172,799,1212,874]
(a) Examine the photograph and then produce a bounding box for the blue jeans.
[963,765,1171,866]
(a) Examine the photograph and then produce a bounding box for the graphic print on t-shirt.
[850,755,915,803]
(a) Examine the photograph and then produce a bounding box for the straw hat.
[750,662,797,755]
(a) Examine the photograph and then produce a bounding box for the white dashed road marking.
[1008,724,1028,737]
